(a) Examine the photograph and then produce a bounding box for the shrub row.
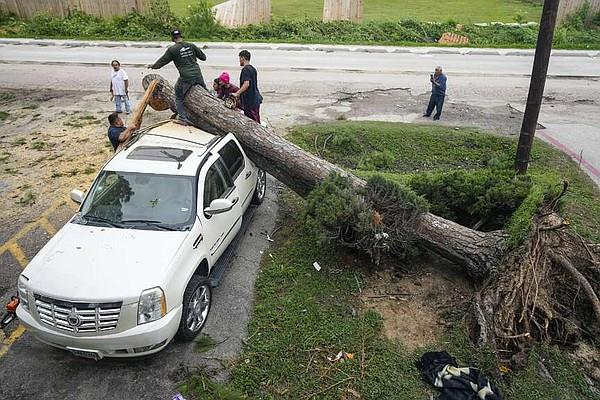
[0,0,599,49]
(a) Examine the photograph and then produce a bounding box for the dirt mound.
[360,255,472,349]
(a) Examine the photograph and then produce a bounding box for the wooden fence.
[0,0,147,18]
[213,0,270,28]
[323,0,362,22]
[557,0,600,23]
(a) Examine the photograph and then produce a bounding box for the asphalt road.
[1,40,599,186]
[0,40,599,399]
[0,176,279,399]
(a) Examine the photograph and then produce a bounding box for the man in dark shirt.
[423,66,447,121]
[147,30,207,125]
[107,112,137,151]
[232,50,262,124]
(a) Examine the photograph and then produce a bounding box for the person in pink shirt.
[215,72,239,100]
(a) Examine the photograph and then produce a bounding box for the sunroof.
[127,146,193,162]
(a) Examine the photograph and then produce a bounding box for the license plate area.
[67,347,103,360]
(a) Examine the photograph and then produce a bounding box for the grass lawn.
[170,0,542,23]
[181,122,600,400]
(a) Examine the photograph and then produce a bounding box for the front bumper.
[16,304,182,358]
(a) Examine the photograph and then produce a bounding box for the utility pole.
[515,0,560,174]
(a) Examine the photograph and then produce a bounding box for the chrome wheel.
[186,284,210,333]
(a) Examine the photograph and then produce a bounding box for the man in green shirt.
[147,30,207,125]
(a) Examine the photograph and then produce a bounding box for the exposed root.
[551,252,600,326]
[473,183,600,356]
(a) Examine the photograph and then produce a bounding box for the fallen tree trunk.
[143,75,600,358]
[143,74,506,279]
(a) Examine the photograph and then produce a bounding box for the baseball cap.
[218,72,230,85]
[171,30,182,39]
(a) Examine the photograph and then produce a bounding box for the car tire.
[176,275,211,341]
[251,169,267,205]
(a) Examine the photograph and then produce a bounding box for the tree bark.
[144,74,506,279]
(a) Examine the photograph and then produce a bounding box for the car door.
[199,157,242,264]
[217,137,255,211]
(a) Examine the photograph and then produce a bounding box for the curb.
[0,38,598,58]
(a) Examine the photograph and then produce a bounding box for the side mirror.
[204,198,233,215]
[70,189,85,204]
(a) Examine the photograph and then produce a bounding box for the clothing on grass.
[418,351,502,400]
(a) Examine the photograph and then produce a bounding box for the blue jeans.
[175,77,206,121]
[115,95,131,113]
[426,93,445,119]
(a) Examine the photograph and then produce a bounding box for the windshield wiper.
[120,219,181,231]
[82,215,125,228]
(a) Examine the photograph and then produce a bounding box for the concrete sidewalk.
[537,124,600,188]
[0,37,598,58]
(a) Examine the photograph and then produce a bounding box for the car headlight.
[137,287,166,325]
[18,275,29,310]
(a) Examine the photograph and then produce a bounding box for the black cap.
[171,30,182,39]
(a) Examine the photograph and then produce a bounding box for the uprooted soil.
[360,254,473,349]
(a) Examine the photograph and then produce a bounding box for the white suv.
[16,120,266,359]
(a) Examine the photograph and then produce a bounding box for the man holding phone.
[424,66,447,120]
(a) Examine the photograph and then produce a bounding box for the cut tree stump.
[143,74,506,279]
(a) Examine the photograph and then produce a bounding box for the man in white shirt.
[110,60,131,114]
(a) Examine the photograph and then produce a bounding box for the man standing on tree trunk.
[423,66,447,121]
[147,30,207,125]
[232,50,262,124]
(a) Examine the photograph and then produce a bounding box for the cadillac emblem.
[67,310,82,327]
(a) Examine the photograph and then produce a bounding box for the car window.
[79,171,194,228]
[218,140,245,180]
[203,160,233,209]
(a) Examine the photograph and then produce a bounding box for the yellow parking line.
[0,201,74,359]
[8,243,29,268]
[39,217,58,236]
[0,324,26,359]
[0,199,73,258]
[0,221,38,256]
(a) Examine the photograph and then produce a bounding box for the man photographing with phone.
[423,66,447,121]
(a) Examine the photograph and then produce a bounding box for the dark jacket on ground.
[418,351,502,400]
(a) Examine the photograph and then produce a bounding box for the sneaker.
[125,111,130,115]
[433,116,440,121]
[422,114,431,117]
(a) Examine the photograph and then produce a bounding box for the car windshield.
[78,171,195,230]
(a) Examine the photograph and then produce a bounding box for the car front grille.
[34,294,122,334]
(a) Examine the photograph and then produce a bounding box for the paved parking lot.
[0,178,278,399]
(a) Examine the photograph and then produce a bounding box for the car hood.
[23,222,189,303]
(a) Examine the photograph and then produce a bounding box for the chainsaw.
[0,295,19,330]
[223,96,237,110]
